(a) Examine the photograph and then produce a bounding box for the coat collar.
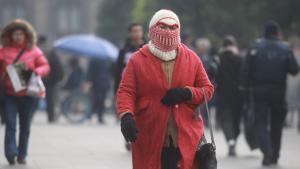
[139,43,187,90]
[139,43,185,61]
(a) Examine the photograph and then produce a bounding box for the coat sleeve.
[287,49,299,76]
[116,58,137,117]
[0,49,4,77]
[33,50,50,77]
[114,49,125,93]
[186,57,214,105]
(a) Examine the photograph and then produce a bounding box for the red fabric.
[149,24,180,52]
[117,44,214,169]
[0,45,50,96]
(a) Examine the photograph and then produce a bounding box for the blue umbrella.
[54,34,118,61]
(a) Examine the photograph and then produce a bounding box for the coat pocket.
[135,99,150,116]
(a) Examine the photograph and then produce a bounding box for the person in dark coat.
[86,58,111,124]
[243,21,299,166]
[216,36,243,156]
[38,36,64,123]
[0,27,4,125]
[63,58,84,91]
[0,73,4,125]
[195,38,218,82]
[114,23,145,93]
[195,38,218,127]
[114,22,145,150]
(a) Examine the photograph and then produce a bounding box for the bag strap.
[13,47,26,64]
[200,87,216,148]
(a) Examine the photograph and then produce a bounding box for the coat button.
[175,104,179,108]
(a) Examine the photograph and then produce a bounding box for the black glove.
[161,88,192,106]
[121,113,138,142]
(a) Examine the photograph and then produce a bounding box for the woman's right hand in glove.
[121,113,138,142]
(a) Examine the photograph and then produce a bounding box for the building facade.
[0,0,102,42]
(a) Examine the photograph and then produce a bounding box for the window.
[0,2,26,24]
[56,1,82,34]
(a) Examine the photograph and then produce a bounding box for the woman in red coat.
[0,19,50,165]
[117,10,214,169]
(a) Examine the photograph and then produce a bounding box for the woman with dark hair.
[0,19,50,165]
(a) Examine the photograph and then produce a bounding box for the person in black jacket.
[243,21,299,166]
[114,23,144,150]
[114,23,145,94]
[38,36,64,123]
[216,36,243,156]
[86,58,111,124]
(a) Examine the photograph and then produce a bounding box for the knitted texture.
[148,41,177,61]
[149,25,180,52]
[149,9,180,28]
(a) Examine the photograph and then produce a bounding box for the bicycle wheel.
[61,93,92,124]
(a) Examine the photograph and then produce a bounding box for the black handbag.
[195,87,217,169]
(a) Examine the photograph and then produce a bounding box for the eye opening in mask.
[156,22,178,30]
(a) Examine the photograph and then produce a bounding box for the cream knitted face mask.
[148,41,177,62]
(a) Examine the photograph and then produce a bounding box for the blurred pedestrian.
[114,23,145,93]
[0,27,5,125]
[42,46,64,123]
[63,58,84,91]
[243,21,299,166]
[195,38,218,82]
[87,58,111,124]
[117,9,214,169]
[195,38,218,127]
[0,19,50,165]
[114,22,145,150]
[181,32,193,49]
[0,61,4,125]
[216,36,243,156]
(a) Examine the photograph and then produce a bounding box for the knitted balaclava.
[148,9,181,61]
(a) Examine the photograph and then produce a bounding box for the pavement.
[0,112,299,169]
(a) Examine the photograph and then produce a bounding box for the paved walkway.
[0,112,299,169]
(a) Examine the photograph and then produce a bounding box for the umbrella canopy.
[54,34,118,61]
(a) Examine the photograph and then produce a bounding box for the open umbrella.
[54,34,118,61]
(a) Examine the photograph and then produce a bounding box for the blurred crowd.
[0,16,299,167]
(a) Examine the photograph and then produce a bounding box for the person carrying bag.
[116,9,214,169]
[0,19,49,165]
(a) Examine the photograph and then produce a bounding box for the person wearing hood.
[216,36,243,156]
[243,21,299,166]
[0,19,50,165]
[116,10,214,169]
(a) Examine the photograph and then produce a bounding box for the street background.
[0,112,299,169]
[1,0,300,169]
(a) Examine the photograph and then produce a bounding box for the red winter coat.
[0,19,50,97]
[0,46,50,96]
[117,44,214,169]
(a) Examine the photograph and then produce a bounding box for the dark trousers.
[217,93,242,142]
[253,90,287,160]
[161,146,182,169]
[4,95,36,158]
[45,86,57,122]
[218,104,242,142]
[91,88,107,121]
[0,101,5,124]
